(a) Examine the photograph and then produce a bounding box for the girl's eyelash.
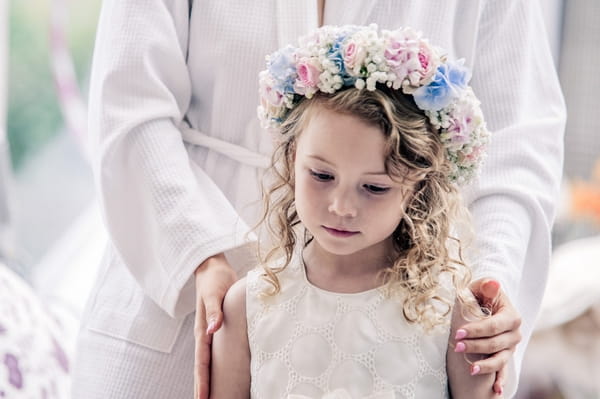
[309,170,334,181]
[309,170,390,194]
[364,184,390,194]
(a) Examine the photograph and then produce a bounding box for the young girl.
[210,25,504,398]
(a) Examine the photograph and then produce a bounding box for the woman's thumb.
[203,295,224,334]
[479,279,501,302]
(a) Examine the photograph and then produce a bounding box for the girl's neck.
[302,240,394,293]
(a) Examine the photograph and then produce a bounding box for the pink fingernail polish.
[206,320,217,334]
[470,365,481,376]
[454,342,466,353]
[455,329,467,340]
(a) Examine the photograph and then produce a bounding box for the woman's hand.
[454,279,522,396]
[193,253,237,399]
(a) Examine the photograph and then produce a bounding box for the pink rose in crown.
[267,87,284,107]
[297,60,320,89]
[384,37,414,83]
[343,40,367,72]
[466,145,484,162]
[258,73,283,108]
[384,29,440,91]
[293,59,321,97]
[442,111,477,151]
[448,117,470,143]
[413,43,438,85]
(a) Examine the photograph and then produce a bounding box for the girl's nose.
[327,189,357,218]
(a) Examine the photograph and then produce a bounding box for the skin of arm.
[447,301,498,399]
[209,277,251,399]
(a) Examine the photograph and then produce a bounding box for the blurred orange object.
[571,160,600,223]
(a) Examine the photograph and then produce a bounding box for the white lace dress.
[246,261,451,399]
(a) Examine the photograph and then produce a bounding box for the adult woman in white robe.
[71,1,565,398]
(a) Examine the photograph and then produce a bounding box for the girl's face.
[294,108,413,262]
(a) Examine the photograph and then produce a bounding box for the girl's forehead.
[302,105,382,130]
[295,109,422,184]
[300,107,384,139]
[295,111,392,174]
[299,111,385,151]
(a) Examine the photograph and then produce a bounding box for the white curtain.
[559,0,600,179]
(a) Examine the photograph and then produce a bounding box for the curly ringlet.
[256,85,482,331]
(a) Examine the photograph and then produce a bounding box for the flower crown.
[257,24,490,185]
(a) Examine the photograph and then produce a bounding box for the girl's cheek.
[299,177,315,198]
[299,177,323,205]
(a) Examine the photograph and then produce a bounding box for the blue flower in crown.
[413,60,471,111]
[268,45,297,94]
[327,37,356,86]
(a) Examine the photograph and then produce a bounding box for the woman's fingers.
[203,294,224,334]
[493,365,507,395]
[195,253,237,334]
[194,290,229,398]
[480,279,500,299]
[192,253,237,399]
[467,309,522,337]
[468,348,512,376]
[477,279,501,309]
[460,280,522,346]
[194,298,211,399]
[454,312,521,377]
[456,328,521,355]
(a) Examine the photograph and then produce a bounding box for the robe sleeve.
[89,0,252,318]
[464,0,566,394]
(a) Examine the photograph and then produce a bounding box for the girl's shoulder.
[246,258,304,297]
[223,276,248,319]
[244,259,306,325]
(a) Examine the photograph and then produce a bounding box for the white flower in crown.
[425,87,490,183]
[257,24,491,185]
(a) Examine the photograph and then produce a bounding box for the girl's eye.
[364,184,390,194]
[309,170,334,182]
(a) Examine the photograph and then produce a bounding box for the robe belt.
[180,126,270,169]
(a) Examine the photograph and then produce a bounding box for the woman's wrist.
[195,253,227,275]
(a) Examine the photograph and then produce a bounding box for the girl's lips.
[322,226,359,237]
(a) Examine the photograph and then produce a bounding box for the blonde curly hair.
[257,85,479,330]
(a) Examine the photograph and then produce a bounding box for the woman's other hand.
[193,253,237,399]
[454,279,522,396]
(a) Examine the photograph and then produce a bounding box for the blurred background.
[0,0,599,397]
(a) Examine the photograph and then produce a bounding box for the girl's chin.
[312,238,367,257]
